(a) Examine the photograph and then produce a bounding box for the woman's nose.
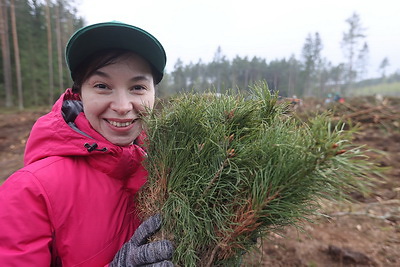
[110,92,135,115]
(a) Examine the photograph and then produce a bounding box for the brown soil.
[0,108,50,180]
[243,97,400,266]
[1,97,399,266]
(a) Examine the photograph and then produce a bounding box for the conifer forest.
[0,0,399,109]
[0,0,399,266]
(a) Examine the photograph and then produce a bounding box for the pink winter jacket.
[0,89,148,266]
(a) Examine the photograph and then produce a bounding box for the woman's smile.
[105,118,137,128]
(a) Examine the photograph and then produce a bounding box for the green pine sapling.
[136,83,374,267]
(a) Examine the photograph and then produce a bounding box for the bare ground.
[1,98,399,266]
[243,97,400,266]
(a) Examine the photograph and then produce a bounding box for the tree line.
[0,3,397,109]
[157,12,396,99]
[0,0,83,109]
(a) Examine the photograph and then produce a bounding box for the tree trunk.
[288,67,293,97]
[30,0,41,106]
[0,0,13,107]
[273,73,278,91]
[64,12,74,86]
[10,0,23,110]
[27,26,38,106]
[244,69,249,89]
[45,0,54,105]
[230,72,236,93]
[55,0,63,94]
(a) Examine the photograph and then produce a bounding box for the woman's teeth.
[107,120,134,127]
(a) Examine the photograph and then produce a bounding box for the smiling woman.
[80,52,156,146]
[0,21,173,266]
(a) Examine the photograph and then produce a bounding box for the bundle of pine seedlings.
[136,83,374,267]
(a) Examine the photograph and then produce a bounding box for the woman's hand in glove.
[110,214,174,266]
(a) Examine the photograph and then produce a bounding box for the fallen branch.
[342,106,383,119]
[329,211,400,222]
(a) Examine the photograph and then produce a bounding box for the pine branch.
[136,82,378,266]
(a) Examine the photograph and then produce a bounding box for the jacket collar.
[24,89,147,190]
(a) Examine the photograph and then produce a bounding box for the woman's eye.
[133,85,146,91]
[94,83,108,89]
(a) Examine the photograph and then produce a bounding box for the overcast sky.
[77,0,400,78]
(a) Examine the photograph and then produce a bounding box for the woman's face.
[80,53,155,146]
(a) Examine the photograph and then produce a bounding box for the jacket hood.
[24,89,147,185]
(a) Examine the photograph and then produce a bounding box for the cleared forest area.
[1,96,399,266]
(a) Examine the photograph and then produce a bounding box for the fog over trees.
[0,1,398,108]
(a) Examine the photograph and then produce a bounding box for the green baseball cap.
[66,21,166,83]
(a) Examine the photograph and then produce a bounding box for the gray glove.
[110,214,174,267]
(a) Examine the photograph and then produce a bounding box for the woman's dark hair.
[71,49,161,94]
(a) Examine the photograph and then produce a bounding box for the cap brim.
[66,22,166,83]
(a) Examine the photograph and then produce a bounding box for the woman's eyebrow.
[131,75,152,82]
[91,71,151,82]
[92,70,110,78]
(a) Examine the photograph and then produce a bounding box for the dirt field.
[0,97,399,266]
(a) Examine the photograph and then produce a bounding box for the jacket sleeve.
[0,170,53,266]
